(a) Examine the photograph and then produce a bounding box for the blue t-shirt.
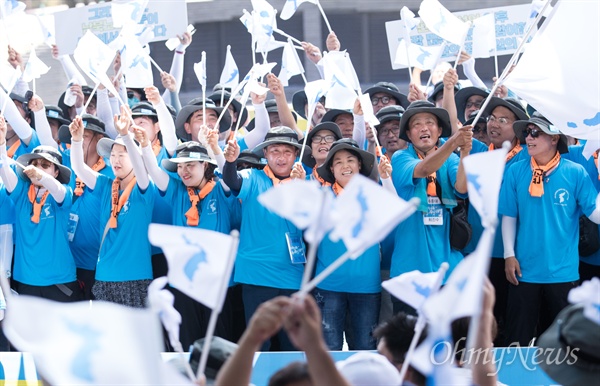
[498,158,597,283]
[9,176,76,286]
[11,131,40,159]
[233,169,304,289]
[463,145,530,257]
[390,145,464,281]
[564,145,600,266]
[151,147,174,255]
[0,183,15,226]
[95,175,155,282]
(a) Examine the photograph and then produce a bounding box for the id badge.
[423,196,443,226]
[67,213,79,242]
[285,232,307,264]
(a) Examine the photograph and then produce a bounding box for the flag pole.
[468,0,551,127]
[402,19,413,83]
[82,81,101,114]
[398,262,449,382]
[300,188,329,289]
[453,23,471,70]
[230,102,246,142]
[215,80,247,134]
[425,41,447,89]
[315,1,333,34]
[196,230,239,380]
[298,249,358,296]
[274,28,303,46]
[220,45,231,107]
[148,56,164,74]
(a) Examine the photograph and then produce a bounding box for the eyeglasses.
[379,126,401,136]
[486,115,512,125]
[523,127,542,139]
[312,135,336,143]
[465,101,483,109]
[371,96,392,106]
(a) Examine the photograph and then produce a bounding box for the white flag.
[359,93,379,128]
[418,0,469,46]
[394,40,443,71]
[111,0,149,28]
[280,0,317,20]
[568,278,600,325]
[411,321,461,384]
[121,37,153,88]
[0,0,25,17]
[35,14,55,46]
[321,51,359,110]
[304,79,331,126]
[0,65,21,94]
[503,0,600,153]
[22,48,50,83]
[251,0,277,53]
[194,51,207,89]
[421,228,494,324]
[73,31,119,97]
[523,0,553,38]
[400,6,420,41]
[148,224,237,311]
[471,13,496,59]
[147,277,183,351]
[382,270,440,311]
[329,174,419,256]
[462,145,508,229]
[3,296,170,385]
[220,45,240,90]
[258,180,334,244]
[279,39,304,87]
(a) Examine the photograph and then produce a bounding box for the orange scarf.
[109,177,137,228]
[594,150,600,180]
[7,140,20,158]
[312,167,331,187]
[263,165,291,186]
[152,139,162,157]
[75,157,106,196]
[332,182,344,196]
[417,151,437,197]
[529,152,561,197]
[28,185,49,224]
[488,142,523,163]
[185,180,216,226]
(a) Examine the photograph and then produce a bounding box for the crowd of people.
[0,23,599,386]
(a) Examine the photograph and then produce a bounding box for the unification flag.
[219,45,240,91]
[73,31,119,98]
[418,0,469,46]
[278,39,304,87]
[280,0,317,20]
[111,0,149,28]
[382,270,440,311]
[194,51,207,89]
[121,37,153,88]
[394,40,443,71]
[471,13,496,58]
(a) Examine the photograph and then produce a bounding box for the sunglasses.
[523,127,542,139]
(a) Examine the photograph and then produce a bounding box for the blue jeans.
[313,289,380,350]
[241,284,297,351]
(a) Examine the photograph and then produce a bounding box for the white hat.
[336,352,402,386]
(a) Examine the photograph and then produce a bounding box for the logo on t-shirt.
[206,199,217,215]
[554,188,570,206]
[40,203,54,220]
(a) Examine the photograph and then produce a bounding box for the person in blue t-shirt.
[69,107,155,308]
[0,89,40,159]
[0,118,80,301]
[313,138,381,350]
[499,114,600,346]
[222,126,308,351]
[301,121,343,184]
[389,100,472,315]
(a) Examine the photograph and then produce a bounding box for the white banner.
[54,0,188,55]
[386,3,531,70]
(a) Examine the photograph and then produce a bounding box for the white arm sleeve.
[122,134,149,190]
[461,58,487,89]
[155,100,178,156]
[141,144,168,192]
[502,215,517,258]
[243,103,271,149]
[0,224,13,276]
[97,89,118,139]
[34,108,58,149]
[70,139,99,189]
[58,55,87,86]
[0,88,33,143]
[315,59,325,79]
[38,173,66,204]
[587,193,600,224]
[352,114,367,150]
[0,147,17,192]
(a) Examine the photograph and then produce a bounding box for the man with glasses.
[365,82,410,114]
[464,110,489,146]
[454,87,489,124]
[374,105,406,160]
[499,113,600,346]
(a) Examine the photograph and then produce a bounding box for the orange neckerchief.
[75,157,106,196]
[594,150,600,180]
[312,167,331,187]
[185,180,216,226]
[529,152,561,197]
[417,151,437,196]
[263,165,291,186]
[109,177,137,228]
[152,139,162,157]
[332,182,344,196]
[7,140,20,158]
[28,184,50,224]
[489,142,523,163]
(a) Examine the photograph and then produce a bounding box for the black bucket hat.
[175,98,231,140]
[292,90,323,119]
[161,141,216,172]
[365,81,410,109]
[427,81,460,104]
[45,105,70,126]
[375,105,405,128]
[236,149,266,170]
[321,109,352,125]
[302,122,343,168]
[399,100,452,142]
[58,114,108,145]
[513,112,568,154]
[464,110,487,127]
[483,97,529,122]
[252,126,310,156]
[16,145,71,184]
[454,86,489,123]
[246,100,297,132]
[317,138,377,184]
[208,90,249,128]
[131,102,158,119]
